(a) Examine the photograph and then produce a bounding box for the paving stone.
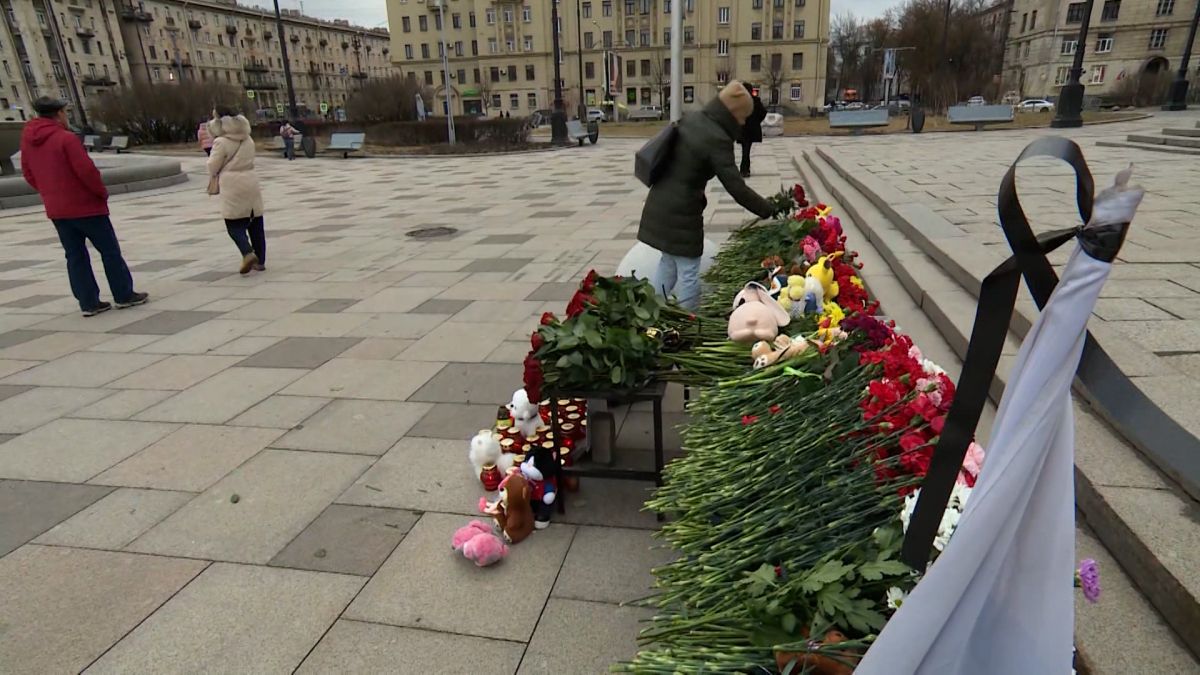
[526,281,580,301]
[344,312,450,339]
[91,424,285,492]
[0,383,34,402]
[0,418,179,482]
[70,389,176,420]
[84,333,164,353]
[395,271,470,287]
[108,310,224,335]
[274,399,430,455]
[297,619,525,674]
[438,280,541,301]
[33,488,193,549]
[409,362,524,404]
[0,329,53,351]
[109,354,241,390]
[486,341,534,364]
[517,599,651,675]
[451,300,545,323]
[553,526,677,604]
[0,279,35,290]
[0,360,37,380]
[459,258,534,273]
[135,367,306,424]
[0,545,207,674]
[344,512,575,641]
[0,479,113,556]
[0,330,113,360]
[478,234,535,245]
[0,259,50,272]
[408,403,499,439]
[207,335,285,356]
[0,294,65,308]
[220,298,312,320]
[297,298,359,313]
[1092,298,1176,322]
[338,437,487,514]
[344,287,443,313]
[337,337,413,359]
[269,504,419,576]
[554,478,661,530]
[228,394,330,429]
[0,351,165,388]
[134,319,267,355]
[126,449,373,563]
[31,307,163,333]
[237,336,362,369]
[147,287,237,311]
[0,386,114,434]
[128,259,196,272]
[410,298,472,314]
[398,321,516,362]
[282,358,445,400]
[251,312,373,338]
[87,564,363,674]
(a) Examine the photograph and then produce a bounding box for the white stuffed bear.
[469,430,513,478]
[507,388,542,439]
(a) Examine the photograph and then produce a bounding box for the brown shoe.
[239,252,259,275]
[253,263,266,271]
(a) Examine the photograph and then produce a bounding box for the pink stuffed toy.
[451,520,508,567]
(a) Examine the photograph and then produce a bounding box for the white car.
[586,108,607,122]
[966,96,986,106]
[1017,99,1054,113]
[628,105,664,121]
[843,102,865,111]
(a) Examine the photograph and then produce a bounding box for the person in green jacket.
[638,81,775,310]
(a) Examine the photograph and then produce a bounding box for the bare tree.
[762,53,787,108]
[646,48,671,109]
[716,57,735,87]
[477,77,494,115]
[90,81,244,144]
[830,12,869,100]
[344,74,432,122]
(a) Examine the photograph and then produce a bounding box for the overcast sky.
[281,0,892,34]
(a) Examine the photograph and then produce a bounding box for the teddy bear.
[469,430,514,491]
[451,521,508,567]
[479,471,536,544]
[507,388,542,439]
[518,457,557,530]
[751,334,810,369]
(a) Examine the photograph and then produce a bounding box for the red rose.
[565,291,593,318]
[793,184,808,207]
[523,353,544,402]
[531,331,545,351]
[540,312,557,326]
[581,270,599,292]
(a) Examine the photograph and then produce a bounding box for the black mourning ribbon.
[899,137,1200,568]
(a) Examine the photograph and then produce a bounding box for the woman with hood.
[206,106,266,274]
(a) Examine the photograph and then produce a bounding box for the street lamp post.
[576,0,586,120]
[272,0,299,119]
[669,0,682,121]
[1050,0,1095,128]
[549,0,568,144]
[1163,0,1200,110]
[435,1,456,143]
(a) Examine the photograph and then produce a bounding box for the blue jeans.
[653,250,701,310]
[226,216,267,263]
[284,137,295,159]
[51,215,135,311]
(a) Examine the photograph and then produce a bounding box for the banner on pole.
[883,49,897,80]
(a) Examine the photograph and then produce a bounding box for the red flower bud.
[742,415,757,425]
[540,312,557,326]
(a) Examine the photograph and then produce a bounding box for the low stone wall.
[1,155,188,209]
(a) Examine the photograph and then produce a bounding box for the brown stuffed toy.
[774,630,859,675]
[489,472,535,544]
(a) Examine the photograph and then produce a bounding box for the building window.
[404,44,413,59]
[603,1,612,17]
[796,0,806,5]
[684,57,693,73]
[1101,0,1120,20]
[684,27,694,44]
[492,93,502,109]
[1096,34,1113,52]
[153,67,161,80]
[1090,65,1106,83]
[473,68,480,83]
[1030,10,1037,28]
[793,20,805,38]
[1021,13,1027,31]
[790,82,803,100]
[508,65,517,81]
[402,17,410,32]
[603,31,613,47]
[528,92,538,108]
[664,29,671,45]
[438,42,445,57]
[585,32,594,48]
[625,29,635,46]
[625,0,635,13]
[1054,66,1070,85]
[680,85,692,102]
[772,21,784,39]
[506,39,515,51]
[424,70,434,85]
[640,59,650,76]
[509,93,518,109]
[419,15,427,31]
[503,8,514,22]
[751,54,762,71]
[583,2,592,18]
[469,11,476,27]
[421,43,430,58]
[718,39,729,56]
[1157,0,1175,15]
[627,87,637,103]
[490,66,500,82]
[457,68,466,83]
[771,53,782,71]
[640,29,649,46]
[718,7,730,24]
[1060,37,1078,55]
[452,13,460,28]
[627,59,636,77]
[640,87,650,104]
[1065,2,1086,22]
[753,0,763,7]
[641,0,651,13]
[751,23,762,40]
[585,62,595,79]
[486,8,495,24]
[792,52,804,69]
[1149,28,1168,49]
[455,41,463,56]
[489,38,498,52]
[526,64,535,80]
[523,6,532,21]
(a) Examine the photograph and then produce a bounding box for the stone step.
[800,149,1200,673]
[1096,140,1200,156]
[1161,127,1200,138]
[1126,133,1200,148]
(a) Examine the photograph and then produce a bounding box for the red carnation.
[540,312,557,326]
[742,415,757,425]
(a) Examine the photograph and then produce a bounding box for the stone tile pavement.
[0,138,792,673]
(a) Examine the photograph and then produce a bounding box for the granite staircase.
[1097,119,1200,155]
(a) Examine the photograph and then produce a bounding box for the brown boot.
[239,252,259,275]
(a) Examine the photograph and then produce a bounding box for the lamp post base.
[550,111,569,145]
[1162,79,1190,111]
[1050,81,1085,128]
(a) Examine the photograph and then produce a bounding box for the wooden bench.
[105,136,129,153]
[83,135,101,152]
[947,104,1014,131]
[270,134,302,156]
[566,119,598,146]
[323,132,364,158]
[828,109,889,135]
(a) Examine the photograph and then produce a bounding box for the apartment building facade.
[386,0,830,118]
[118,0,391,116]
[1001,0,1199,100]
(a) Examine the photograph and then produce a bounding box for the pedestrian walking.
[740,84,767,178]
[198,119,213,156]
[278,120,298,160]
[207,106,267,274]
[637,81,774,310]
[20,97,148,317]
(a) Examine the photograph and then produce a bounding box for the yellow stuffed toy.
[806,252,843,303]
[777,275,806,316]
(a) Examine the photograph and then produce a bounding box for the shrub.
[251,116,533,148]
[344,75,433,123]
[89,82,245,145]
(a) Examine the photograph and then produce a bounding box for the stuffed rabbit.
[728,281,790,344]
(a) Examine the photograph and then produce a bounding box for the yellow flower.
[850,276,864,289]
[822,301,845,327]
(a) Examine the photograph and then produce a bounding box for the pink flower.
[908,344,924,363]
[1078,558,1101,603]
[962,441,986,477]
[801,236,822,263]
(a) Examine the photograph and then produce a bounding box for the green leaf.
[633,305,651,321]
[556,356,571,369]
[584,330,603,349]
[569,352,584,366]
[844,600,888,633]
[800,559,853,593]
[557,335,579,350]
[611,365,623,385]
[781,612,797,634]
[858,560,912,581]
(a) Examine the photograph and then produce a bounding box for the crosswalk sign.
[275,103,285,114]
[319,102,329,114]
[246,90,256,99]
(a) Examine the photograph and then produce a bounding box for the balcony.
[243,79,279,90]
[225,24,237,35]
[319,38,327,46]
[341,40,349,49]
[242,59,269,73]
[75,27,95,38]
[289,34,299,43]
[351,71,368,79]
[119,4,153,21]
[164,16,179,31]
[187,19,200,29]
[263,30,272,39]
[176,56,194,68]
[81,75,115,86]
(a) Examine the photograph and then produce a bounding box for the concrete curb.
[800,148,1200,666]
[0,156,188,209]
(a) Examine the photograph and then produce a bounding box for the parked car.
[628,105,664,121]
[586,108,607,123]
[1017,99,1054,113]
[843,102,865,111]
[966,96,986,106]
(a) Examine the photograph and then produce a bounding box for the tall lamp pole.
[1050,0,1094,128]
[272,0,299,119]
[669,0,682,121]
[576,0,587,119]
[549,0,568,143]
[1164,0,1200,110]
[435,0,456,143]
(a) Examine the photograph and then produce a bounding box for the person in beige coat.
[206,106,266,274]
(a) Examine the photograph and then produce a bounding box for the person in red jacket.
[21,97,147,316]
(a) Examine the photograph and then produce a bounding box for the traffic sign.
[246,90,256,99]
[275,103,285,114]
[319,102,329,114]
